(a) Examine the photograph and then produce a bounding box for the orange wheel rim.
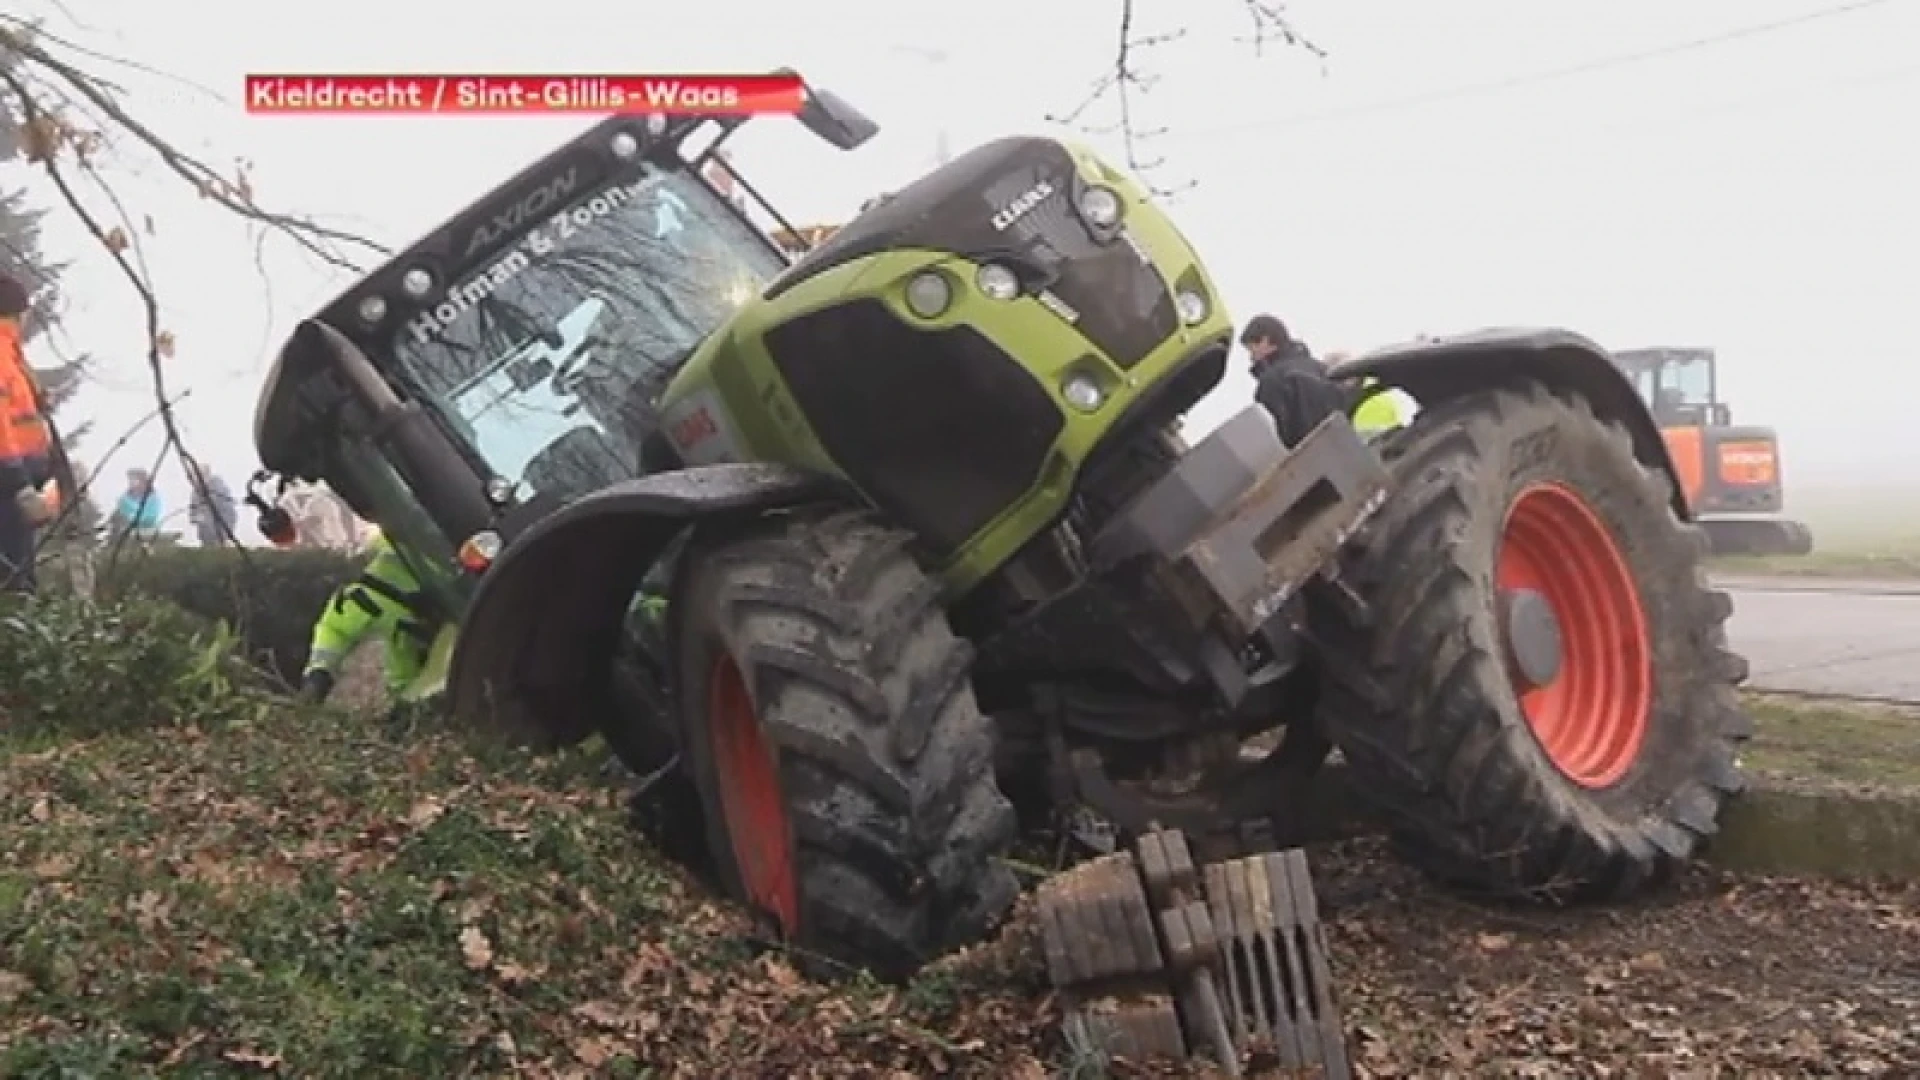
[1496,482,1653,789]
[707,654,799,935]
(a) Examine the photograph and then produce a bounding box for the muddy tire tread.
[685,508,1019,979]
[1315,380,1751,900]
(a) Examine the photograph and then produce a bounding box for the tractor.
[1614,346,1814,557]
[250,76,1752,1003]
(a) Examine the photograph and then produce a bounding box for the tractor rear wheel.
[673,508,1019,980]
[1316,382,1751,900]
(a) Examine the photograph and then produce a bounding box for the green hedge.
[0,594,255,738]
[96,547,364,689]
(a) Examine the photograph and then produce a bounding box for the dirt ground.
[4,699,1918,1077]
[1299,839,1920,1078]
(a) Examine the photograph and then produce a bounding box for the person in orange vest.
[0,272,57,594]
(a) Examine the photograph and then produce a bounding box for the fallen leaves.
[222,1047,283,1070]
[7,698,1920,1077]
[458,925,493,971]
[494,960,538,986]
[407,795,448,828]
[571,1035,619,1067]
[130,888,173,932]
[572,1000,625,1029]
[33,852,77,880]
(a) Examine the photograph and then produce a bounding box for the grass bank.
[0,707,1052,1077]
[1744,692,1920,791]
[1713,547,1920,580]
[3,688,1916,1075]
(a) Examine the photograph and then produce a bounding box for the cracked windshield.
[393,162,784,500]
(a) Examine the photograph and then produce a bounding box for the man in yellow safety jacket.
[1322,347,1418,438]
[1351,377,1418,436]
[299,532,441,703]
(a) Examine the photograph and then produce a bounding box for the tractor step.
[1036,827,1353,1078]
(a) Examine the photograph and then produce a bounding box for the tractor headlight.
[356,295,387,325]
[904,271,953,319]
[484,475,517,505]
[609,131,640,159]
[402,267,434,298]
[1175,288,1209,326]
[976,263,1020,301]
[1078,185,1123,228]
[1061,372,1105,412]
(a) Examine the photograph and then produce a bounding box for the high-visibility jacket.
[1352,377,1417,436]
[0,318,51,497]
[305,534,439,693]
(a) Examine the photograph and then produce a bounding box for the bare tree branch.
[0,16,226,106]
[1237,0,1326,58]
[0,22,409,567]
[30,385,186,554]
[1052,0,1321,197]
[0,22,390,272]
[0,63,251,561]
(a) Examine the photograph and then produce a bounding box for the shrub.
[94,546,363,688]
[0,594,255,738]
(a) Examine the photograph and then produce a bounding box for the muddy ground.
[5,693,1917,1076]
[1293,841,1920,1077]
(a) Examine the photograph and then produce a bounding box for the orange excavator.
[1613,347,1813,556]
[768,223,839,258]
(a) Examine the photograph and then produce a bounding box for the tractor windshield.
[1619,349,1718,424]
[390,161,786,501]
[1658,354,1715,407]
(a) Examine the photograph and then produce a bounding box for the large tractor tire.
[672,507,1020,980]
[1316,382,1751,901]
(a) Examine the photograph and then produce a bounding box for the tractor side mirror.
[789,78,878,151]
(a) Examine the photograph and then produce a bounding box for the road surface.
[1716,575,1920,702]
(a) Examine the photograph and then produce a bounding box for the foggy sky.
[7,0,1917,525]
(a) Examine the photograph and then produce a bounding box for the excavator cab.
[1614,347,1812,556]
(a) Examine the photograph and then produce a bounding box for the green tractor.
[252,76,1752,985]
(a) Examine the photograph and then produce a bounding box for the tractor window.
[390,162,786,502]
[1659,355,1715,407]
[1627,364,1658,406]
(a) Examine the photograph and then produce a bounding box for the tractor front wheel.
[1317,382,1751,900]
[674,508,1019,980]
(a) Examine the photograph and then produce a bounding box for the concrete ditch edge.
[1293,764,1920,881]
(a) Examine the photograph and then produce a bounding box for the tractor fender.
[1329,328,1690,519]
[447,463,843,748]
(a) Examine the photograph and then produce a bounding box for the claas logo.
[671,405,718,449]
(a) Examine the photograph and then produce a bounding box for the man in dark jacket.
[1241,314,1352,446]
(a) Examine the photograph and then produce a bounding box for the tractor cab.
[1614,347,1730,427]
[251,80,877,592]
[1613,345,1812,555]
